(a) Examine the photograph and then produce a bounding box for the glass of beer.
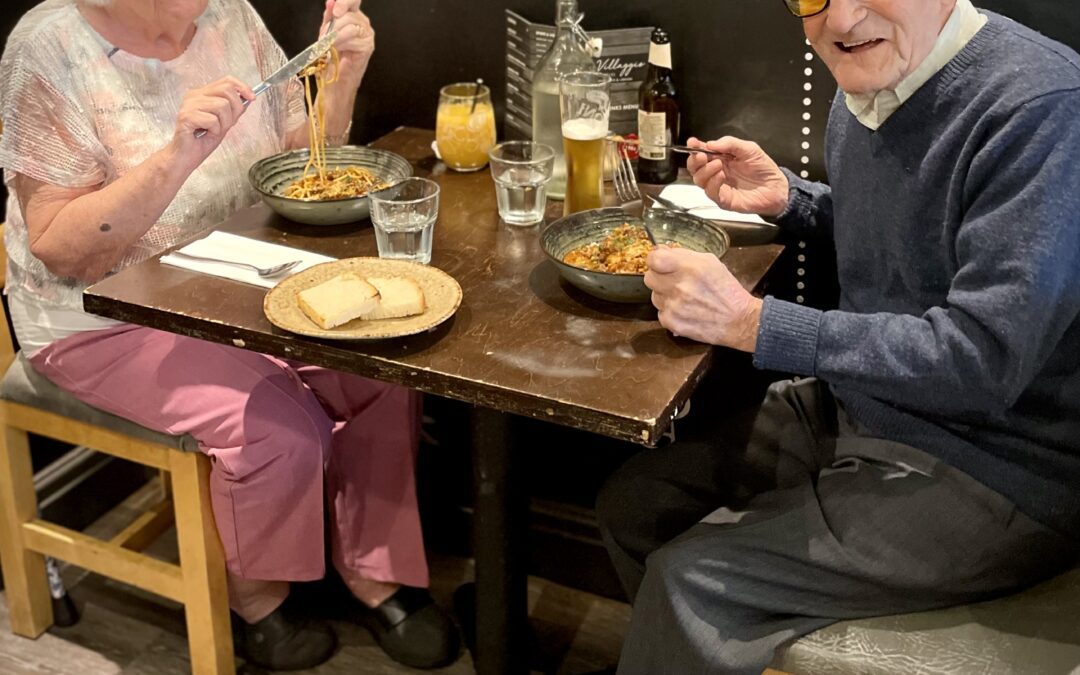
[436,83,497,172]
[559,71,612,215]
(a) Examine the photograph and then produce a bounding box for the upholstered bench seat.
[0,352,198,453]
[775,567,1080,674]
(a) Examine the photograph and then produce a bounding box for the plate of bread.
[263,258,462,339]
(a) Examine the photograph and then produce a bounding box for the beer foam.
[561,118,608,141]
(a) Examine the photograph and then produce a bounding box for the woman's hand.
[644,246,763,352]
[170,76,254,168]
[685,136,789,218]
[322,0,375,89]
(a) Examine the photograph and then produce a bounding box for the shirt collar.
[845,0,987,130]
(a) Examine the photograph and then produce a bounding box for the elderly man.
[597,0,1080,671]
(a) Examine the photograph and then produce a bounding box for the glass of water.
[488,141,555,226]
[368,178,440,264]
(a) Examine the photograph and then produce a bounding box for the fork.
[170,251,302,277]
[610,142,642,204]
[609,143,658,244]
[609,136,735,160]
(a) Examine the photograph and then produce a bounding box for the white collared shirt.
[845,0,987,130]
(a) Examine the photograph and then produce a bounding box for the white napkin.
[655,184,770,225]
[161,231,335,289]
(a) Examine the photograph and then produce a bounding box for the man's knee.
[596,453,662,551]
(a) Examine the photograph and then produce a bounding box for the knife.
[194,29,338,139]
[649,193,692,213]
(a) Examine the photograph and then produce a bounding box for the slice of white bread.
[297,272,381,329]
[360,277,427,320]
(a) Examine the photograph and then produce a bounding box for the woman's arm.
[15,76,253,283]
[285,0,374,150]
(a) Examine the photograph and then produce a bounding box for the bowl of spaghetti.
[249,47,411,225]
[249,145,413,226]
[541,204,730,303]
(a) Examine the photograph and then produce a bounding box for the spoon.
[469,78,484,114]
[170,251,302,277]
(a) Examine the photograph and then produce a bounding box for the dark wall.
[252,0,836,178]
[251,0,1080,179]
[3,0,1079,191]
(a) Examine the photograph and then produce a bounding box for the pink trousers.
[30,324,428,589]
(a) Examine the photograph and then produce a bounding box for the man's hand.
[686,136,789,218]
[644,246,763,352]
[321,0,375,88]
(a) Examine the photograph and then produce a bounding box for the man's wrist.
[738,297,764,353]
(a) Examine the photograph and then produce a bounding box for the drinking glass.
[368,178,440,265]
[559,71,611,215]
[488,141,556,226]
[436,83,497,172]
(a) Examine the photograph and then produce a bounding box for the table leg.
[470,406,529,675]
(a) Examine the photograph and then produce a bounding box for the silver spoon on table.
[169,251,301,277]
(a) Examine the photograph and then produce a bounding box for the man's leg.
[618,435,1077,674]
[596,378,836,601]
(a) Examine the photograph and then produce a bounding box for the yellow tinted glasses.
[783,0,829,18]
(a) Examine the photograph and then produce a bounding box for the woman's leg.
[291,363,427,602]
[30,325,337,615]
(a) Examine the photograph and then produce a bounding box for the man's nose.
[824,0,868,35]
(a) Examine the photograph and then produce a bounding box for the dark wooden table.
[84,127,783,674]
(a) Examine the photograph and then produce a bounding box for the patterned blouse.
[0,0,305,350]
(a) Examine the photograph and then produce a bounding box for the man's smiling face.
[804,0,954,94]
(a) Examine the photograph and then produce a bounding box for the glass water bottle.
[531,0,596,200]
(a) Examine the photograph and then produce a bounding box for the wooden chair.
[0,226,236,674]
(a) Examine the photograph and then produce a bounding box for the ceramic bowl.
[249,145,413,226]
[541,205,730,303]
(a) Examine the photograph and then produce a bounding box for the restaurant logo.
[597,56,647,81]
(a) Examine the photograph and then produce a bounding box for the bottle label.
[648,43,672,70]
[638,110,669,161]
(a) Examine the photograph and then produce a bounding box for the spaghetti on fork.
[282,47,389,201]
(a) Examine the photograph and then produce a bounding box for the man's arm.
[771,167,834,241]
[754,90,1080,418]
[686,136,834,240]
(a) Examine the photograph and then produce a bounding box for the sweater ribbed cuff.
[772,167,815,229]
[752,296,822,375]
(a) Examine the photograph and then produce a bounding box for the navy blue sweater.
[754,12,1080,538]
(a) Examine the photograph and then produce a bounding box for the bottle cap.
[650,28,670,45]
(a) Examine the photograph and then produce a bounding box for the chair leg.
[0,423,53,636]
[170,451,235,675]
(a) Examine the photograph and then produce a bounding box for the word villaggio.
[596,57,647,80]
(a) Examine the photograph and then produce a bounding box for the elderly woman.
[0,0,458,670]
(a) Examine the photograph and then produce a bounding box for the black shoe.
[233,604,337,671]
[350,586,461,669]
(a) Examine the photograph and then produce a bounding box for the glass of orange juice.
[436,82,497,172]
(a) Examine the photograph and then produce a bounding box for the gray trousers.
[596,378,1077,674]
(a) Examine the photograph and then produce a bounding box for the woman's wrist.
[160,138,205,178]
[327,121,353,147]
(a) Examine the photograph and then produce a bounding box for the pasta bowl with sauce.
[541,205,730,303]
[249,145,413,226]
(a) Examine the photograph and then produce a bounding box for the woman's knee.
[212,374,333,480]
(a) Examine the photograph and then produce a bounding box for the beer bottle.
[637,28,680,185]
